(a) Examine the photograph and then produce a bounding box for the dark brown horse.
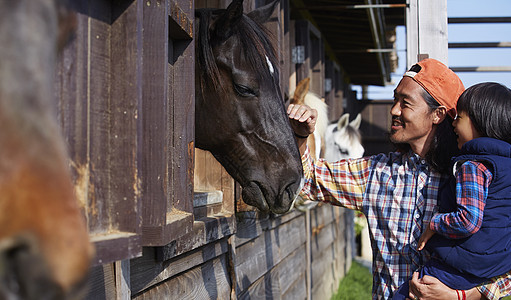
[195,0,303,214]
[0,0,93,298]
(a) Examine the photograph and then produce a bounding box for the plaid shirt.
[430,161,492,238]
[300,146,511,299]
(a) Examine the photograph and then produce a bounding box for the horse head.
[0,0,92,297]
[324,113,365,162]
[195,0,303,214]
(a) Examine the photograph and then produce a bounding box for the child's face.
[453,111,481,149]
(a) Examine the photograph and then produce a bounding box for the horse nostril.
[0,235,64,299]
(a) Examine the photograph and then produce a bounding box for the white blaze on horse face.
[265,55,274,75]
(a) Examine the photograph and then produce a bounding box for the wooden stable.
[49,0,419,299]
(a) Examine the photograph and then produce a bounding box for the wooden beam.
[451,66,511,72]
[448,17,511,24]
[296,4,407,10]
[406,0,448,66]
[449,42,511,48]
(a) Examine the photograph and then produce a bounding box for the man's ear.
[433,106,447,124]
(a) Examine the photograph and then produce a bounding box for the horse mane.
[196,8,278,96]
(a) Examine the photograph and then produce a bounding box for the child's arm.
[430,161,492,239]
[417,225,435,251]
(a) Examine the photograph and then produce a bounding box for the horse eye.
[338,146,349,155]
[233,83,257,97]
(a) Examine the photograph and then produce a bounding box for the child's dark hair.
[457,82,511,144]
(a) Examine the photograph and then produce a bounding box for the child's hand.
[417,226,435,251]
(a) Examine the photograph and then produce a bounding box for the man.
[287,58,511,299]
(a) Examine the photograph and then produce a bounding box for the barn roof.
[291,0,406,86]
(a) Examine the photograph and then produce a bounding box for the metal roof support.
[366,0,390,84]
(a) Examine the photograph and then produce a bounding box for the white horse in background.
[294,112,364,211]
[324,113,364,162]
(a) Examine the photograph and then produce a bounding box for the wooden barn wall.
[51,0,355,299]
[347,100,395,156]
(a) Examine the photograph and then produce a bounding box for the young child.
[393,82,511,299]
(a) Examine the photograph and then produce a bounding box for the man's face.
[390,77,437,155]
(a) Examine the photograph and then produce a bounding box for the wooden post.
[114,260,130,300]
[305,209,312,299]
[406,0,448,66]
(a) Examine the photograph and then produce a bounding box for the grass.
[331,260,372,300]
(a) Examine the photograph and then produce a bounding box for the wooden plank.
[311,220,336,257]
[132,255,232,299]
[449,42,511,48]
[235,214,306,294]
[130,239,229,294]
[311,243,338,300]
[87,0,112,236]
[448,17,511,24]
[109,0,141,242]
[205,152,222,191]
[277,244,307,294]
[288,19,297,93]
[237,245,307,300]
[220,163,235,214]
[115,260,131,300]
[282,273,307,300]
[194,149,208,191]
[56,0,144,264]
[406,0,448,65]
[91,233,141,265]
[84,263,117,299]
[139,0,169,237]
[450,66,511,72]
[237,264,283,300]
[168,0,195,218]
[310,202,336,229]
[294,20,310,83]
[234,210,303,246]
[281,0,291,98]
[155,215,236,262]
[54,2,89,213]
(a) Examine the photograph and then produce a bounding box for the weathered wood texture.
[324,59,346,121]
[83,207,353,299]
[294,20,324,96]
[55,0,142,264]
[53,0,355,298]
[310,204,354,299]
[406,0,448,65]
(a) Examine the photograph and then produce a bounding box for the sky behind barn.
[355,0,511,100]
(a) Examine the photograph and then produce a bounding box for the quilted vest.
[427,137,511,279]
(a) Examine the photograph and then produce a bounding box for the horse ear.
[213,0,244,41]
[247,0,280,24]
[337,113,350,130]
[350,113,362,129]
[291,77,310,105]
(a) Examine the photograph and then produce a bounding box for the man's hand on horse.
[287,104,317,138]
